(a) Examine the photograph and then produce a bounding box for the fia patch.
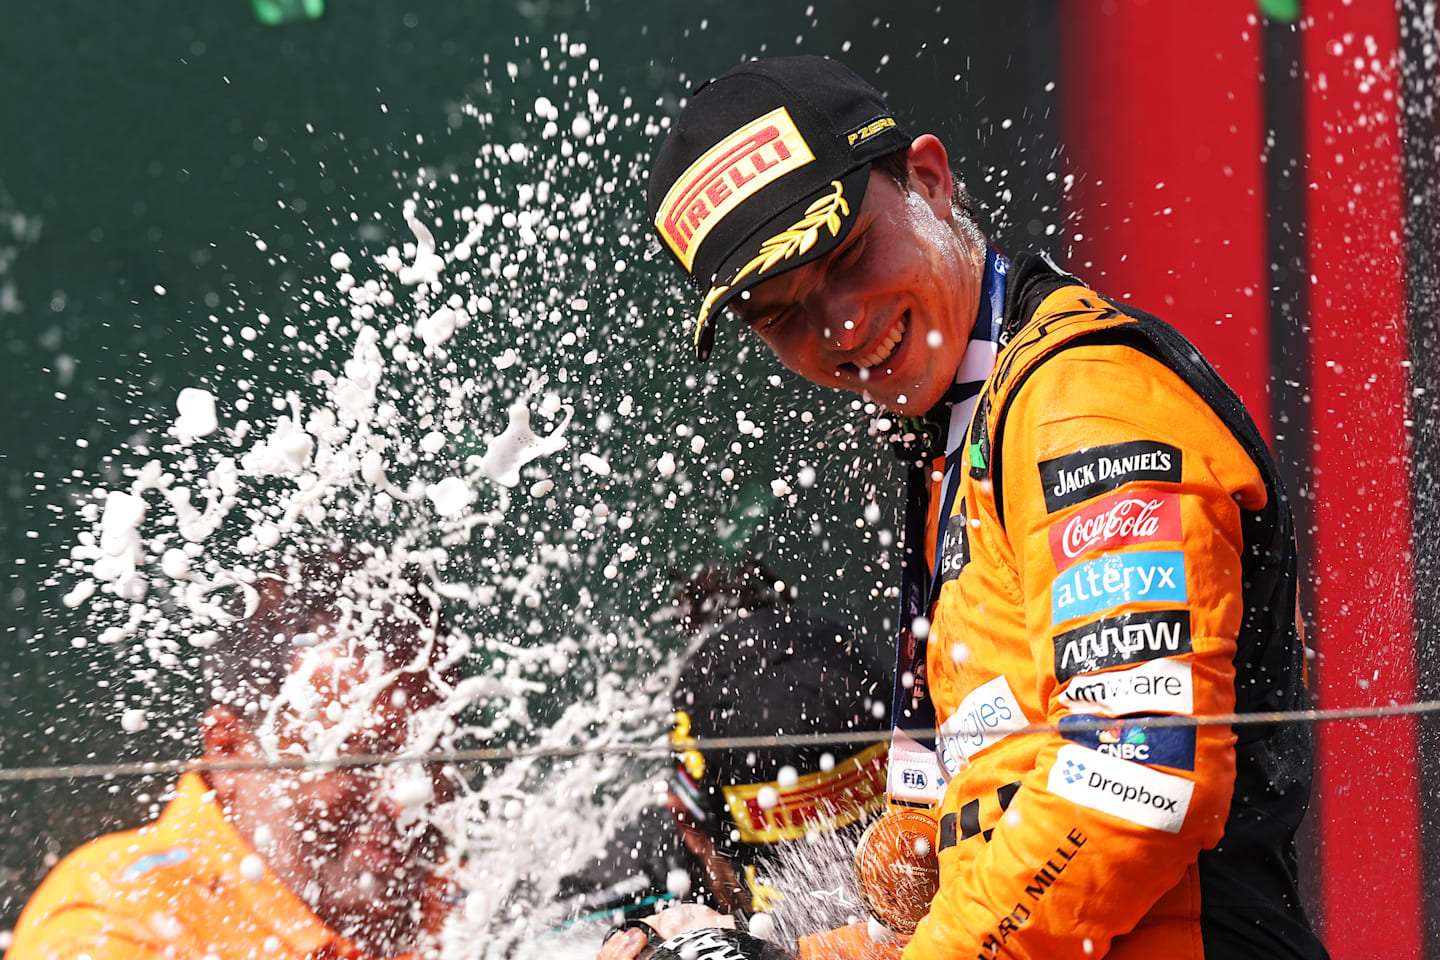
[1038,440,1181,514]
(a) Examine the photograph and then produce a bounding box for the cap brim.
[691,165,873,361]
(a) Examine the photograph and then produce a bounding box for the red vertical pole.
[1301,3,1421,956]
[1059,0,1273,431]
[1061,1,1425,954]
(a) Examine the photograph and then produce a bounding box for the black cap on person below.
[647,56,912,361]
[668,607,890,863]
[650,928,792,960]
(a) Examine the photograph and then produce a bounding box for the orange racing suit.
[898,255,1324,959]
[7,772,448,960]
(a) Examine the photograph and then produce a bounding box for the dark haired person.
[639,57,1326,960]
[563,563,889,938]
[9,553,461,960]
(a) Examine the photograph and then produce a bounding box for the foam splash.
[48,34,897,960]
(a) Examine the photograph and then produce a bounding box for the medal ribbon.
[885,248,1007,804]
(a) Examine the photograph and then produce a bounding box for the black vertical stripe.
[1399,1,1440,955]
[1260,9,1323,937]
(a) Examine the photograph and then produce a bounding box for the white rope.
[1,698,1437,783]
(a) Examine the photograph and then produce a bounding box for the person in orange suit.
[628,55,1328,960]
[8,552,459,960]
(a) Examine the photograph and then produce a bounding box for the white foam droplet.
[480,401,572,488]
[529,478,554,498]
[579,453,610,476]
[329,251,351,271]
[777,765,798,788]
[656,452,677,477]
[61,580,96,609]
[120,709,148,733]
[819,753,835,772]
[161,549,190,580]
[771,478,792,497]
[239,854,265,882]
[421,431,447,454]
[492,349,519,369]
[392,776,434,810]
[175,388,219,440]
[665,867,692,899]
[757,785,780,810]
[749,914,776,942]
[867,918,893,944]
[416,306,458,347]
[425,477,474,516]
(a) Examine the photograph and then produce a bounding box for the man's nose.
[802,289,866,356]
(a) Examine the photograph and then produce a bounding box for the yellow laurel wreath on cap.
[693,179,851,353]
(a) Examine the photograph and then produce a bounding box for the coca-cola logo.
[1048,490,1181,570]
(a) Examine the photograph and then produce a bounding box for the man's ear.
[905,134,955,220]
[201,704,257,759]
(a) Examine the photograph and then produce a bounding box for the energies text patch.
[1039,441,1181,514]
[655,107,815,272]
[1053,609,1192,684]
[938,675,1026,765]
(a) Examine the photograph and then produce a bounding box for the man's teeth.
[857,314,907,370]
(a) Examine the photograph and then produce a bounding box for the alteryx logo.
[1051,550,1186,624]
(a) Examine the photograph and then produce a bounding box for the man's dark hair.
[203,548,446,721]
[872,147,977,222]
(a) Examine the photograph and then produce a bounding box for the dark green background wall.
[0,0,1061,927]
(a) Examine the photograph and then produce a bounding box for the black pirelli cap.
[647,56,912,360]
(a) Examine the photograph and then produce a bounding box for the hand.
[599,927,651,960]
[646,903,737,940]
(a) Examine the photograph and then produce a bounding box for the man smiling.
[643,57,1327,959]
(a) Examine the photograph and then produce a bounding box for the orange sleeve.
[6,904,166,960]
[904,345,1263,958]
[800,923,907,960]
